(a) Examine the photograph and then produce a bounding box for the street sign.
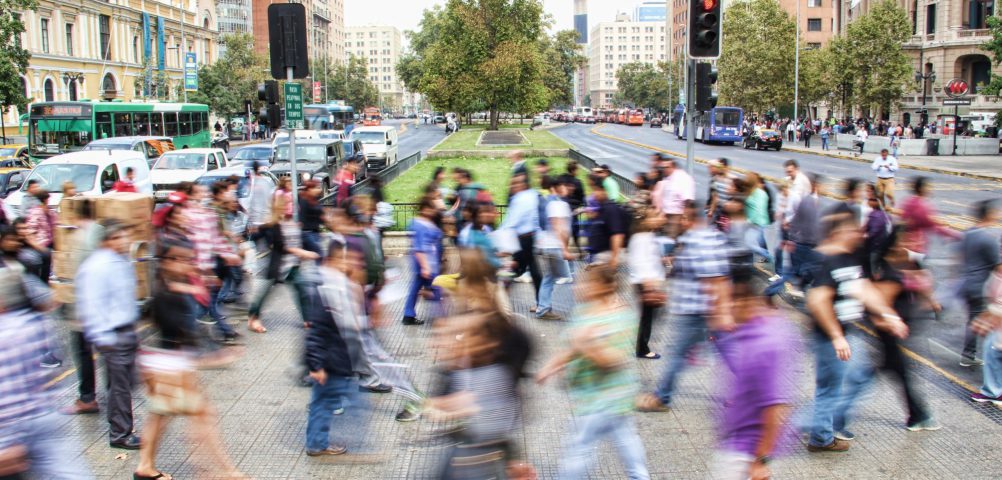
[184,52,198,92]
[943,98,972,106]
[267,3,310,79]
[313,81,321,100]
[945,79,969,98]
[284,82,304,129]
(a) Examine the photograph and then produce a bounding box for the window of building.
[99,15,111,60]
[807,18,822,31]
[65,23,73,56]
[808,0,822,6]
[963,0,994,29]
[43,79,54,101]
[926,4,936,34]
[41,19,49,53]
[911,0,918,35]
[68,79,78,101]
[807,42,822,49]
[133,36,139,63]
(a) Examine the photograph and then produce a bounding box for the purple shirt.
[716,313,798,456]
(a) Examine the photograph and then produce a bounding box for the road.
[230,119,446,161]
[552,122,999,391]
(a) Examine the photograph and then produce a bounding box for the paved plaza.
[45,256,1002,479]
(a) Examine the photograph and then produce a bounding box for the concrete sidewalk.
[781,142,1002,182]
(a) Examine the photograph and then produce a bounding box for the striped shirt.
[0,309,55,446]
[669,226,730,316]
[183,203,234,272]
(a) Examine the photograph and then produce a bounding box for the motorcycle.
[211,132,230,152]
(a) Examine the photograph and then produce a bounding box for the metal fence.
[385,203,509,232]
[568,149,639,197]
[320,151,423,206]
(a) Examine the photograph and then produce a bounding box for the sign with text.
[313,81,321,100]
[943,98,971,106]
[184,52,198,91]
[284,82,304,129]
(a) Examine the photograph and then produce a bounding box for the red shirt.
[334,169,355,205]
[112,180,137,193]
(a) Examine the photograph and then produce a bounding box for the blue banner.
[184,52,198,91]
[156,16,165,71]
[142,13,152,96]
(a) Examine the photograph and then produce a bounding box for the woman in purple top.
[402,196,442,326]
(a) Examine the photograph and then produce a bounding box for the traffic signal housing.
[258,81,279,104]
[689,0,722,59]
[695,63,718,112]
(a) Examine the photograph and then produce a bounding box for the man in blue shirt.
[76,219,142,450]
[501,174,542,305]
[402,197,443,325]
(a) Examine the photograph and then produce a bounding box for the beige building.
[842,0,1000,122]
[589,13,668,108]
[345,25,407,112]
[6,0,219,131]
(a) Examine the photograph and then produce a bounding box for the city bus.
[617,109,629,124]
[27,101,211,160]
[574,106,594,123]
[362,107,382,127]
[626,109,645,126]
[679,106,744,144]
[304,103,356,134]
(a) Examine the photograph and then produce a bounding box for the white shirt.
[872,154,898,178]
[857,129,869,141]
[791,172,812,199]
[537,197,571,249]
[628,232,666,284]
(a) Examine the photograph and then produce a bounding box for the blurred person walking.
[970,256,1002,404]
[900,176,960,254]
[871,149,898,209]
[402,196,444,326]
[76,220,143,450]
[629,211,668,360]
[535,177,573,320]
[499,174,541,305]
[537,264,650,480]
[584,175,628,269]
[960,200,1001,367]
[652,157,694,237]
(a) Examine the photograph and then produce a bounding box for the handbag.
[138,347,205,416]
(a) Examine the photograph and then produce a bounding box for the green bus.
[27,101,211,160]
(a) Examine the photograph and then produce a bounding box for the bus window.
[150,113,164,136]
[201,112,209,132]
[165,113,179,137]
[114,113,133,136]
[133,112,151,136]
[96,112,113,139]
[180,113,192,136]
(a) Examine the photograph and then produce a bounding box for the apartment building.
[345,25,406,112]
[589,13,669,108]
[251,0,343,62]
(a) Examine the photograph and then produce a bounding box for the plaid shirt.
[25,204,56,247]
[669,226,730,316]
[184,203,235,272]
[0,309,54,444]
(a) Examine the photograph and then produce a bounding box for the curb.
[587,125,978,233]
[780,145,1002,183]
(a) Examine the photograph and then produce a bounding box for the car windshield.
[155,153,205,170]
[274,145,327,162]
[351,131,385,144]
[24,164,98,192]
[233,148,273,161]
[84,142,132,151]
[0,148,19,157]
[761,131,780,138]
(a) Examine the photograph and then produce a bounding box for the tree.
[717,0,796,114]
[0,0,37,116]
[981,16,1002,126]
[407,0,551,129]
[837,0,912,118]
[326,54,380,110]
[539,29,586,108]
[188,33,268,116]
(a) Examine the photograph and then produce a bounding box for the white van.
[350,126,399,171]
[151,148,229,201]
[272,129,319,145]
[3,150,152,217]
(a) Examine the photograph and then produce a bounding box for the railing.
[386,203,509,231]
[568,148,639,198]
[319,151,423,206]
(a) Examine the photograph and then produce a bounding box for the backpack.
[537,192,550,231]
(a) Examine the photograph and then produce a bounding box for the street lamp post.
[62,72,84,101]
[914,69,936,128]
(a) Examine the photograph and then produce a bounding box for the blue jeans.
[808,330,871,446]
[198,286,236,337]
[655,314,709,405]
[536,248,570,316]
[982,332,1002,398]
[558,412,649,480]
[745,226,773,264]
[0,412,93,479]
[403,267,440,318]
[767,242,819,296]
[302,231,323,263]
[821,137,829,150]
[305,375,358,452]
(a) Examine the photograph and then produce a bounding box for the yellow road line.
[852,322,979,394]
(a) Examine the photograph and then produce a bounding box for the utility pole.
[685,59,695,177]
[181,0,188,103]
[793,0,800,121]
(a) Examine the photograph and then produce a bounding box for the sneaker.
[395,407,421,422]
[807,439,850,452]
[306,445,348,457]
[959,357,984,367]
[513,272,532,283]
[333,407,345,415]
[197,316,218,325]
[60,399,100,415]
[537,311,562,321]
[402,316,425,326]
[222,332,243,345]
[970,392,1002,405]
[40,354,62,369]
[767,274,782,283]
[555,277,573,285]
[360,383,393,394]
[906,418,942,432]
[834,430,855,441]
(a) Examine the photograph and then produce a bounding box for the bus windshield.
[25,164,98,192]
[30,118,92,154]
[713,109,742,127]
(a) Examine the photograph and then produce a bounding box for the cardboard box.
[53,226,77,251]
[94,193,154,225]
[129,222,154,243]
[52,251,77,280]
[51,281,75,304]
[57,196,97,226]
[135,261,151,300]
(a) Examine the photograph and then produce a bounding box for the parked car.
[0,167,30,199]
[230,144,276,166]
[194,164,278,212]
[151,148,230,201]
[3,150,152,217]
[0,144,30,167]
[350,126,399,172]
[83,136,175,167]
[342,138,367,179]
[742,129,783,151]
[649,117,663,128]
[270,139,346,197]
[433,115,446,124]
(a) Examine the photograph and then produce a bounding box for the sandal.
[247,319,267,333]
[133,472,172,480]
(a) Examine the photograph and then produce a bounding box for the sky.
[345,0,632,40]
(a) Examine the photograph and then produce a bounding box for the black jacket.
[304,286,354,377]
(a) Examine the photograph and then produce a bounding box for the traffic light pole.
[288,67,300,221]
[685,59,696,177]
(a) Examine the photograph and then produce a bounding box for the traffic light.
[689,0,722,59]
[258,105,282,127]
[695,63,718,111]
[258,81,279,104]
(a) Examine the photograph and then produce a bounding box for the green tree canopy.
[0,0,37,115]
[539,29,587,108]
[188,33,268,116]
[718,0,796,114]
[838,0,912,117]
[615,60,682,111]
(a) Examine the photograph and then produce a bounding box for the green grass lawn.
[431,129,572,151]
